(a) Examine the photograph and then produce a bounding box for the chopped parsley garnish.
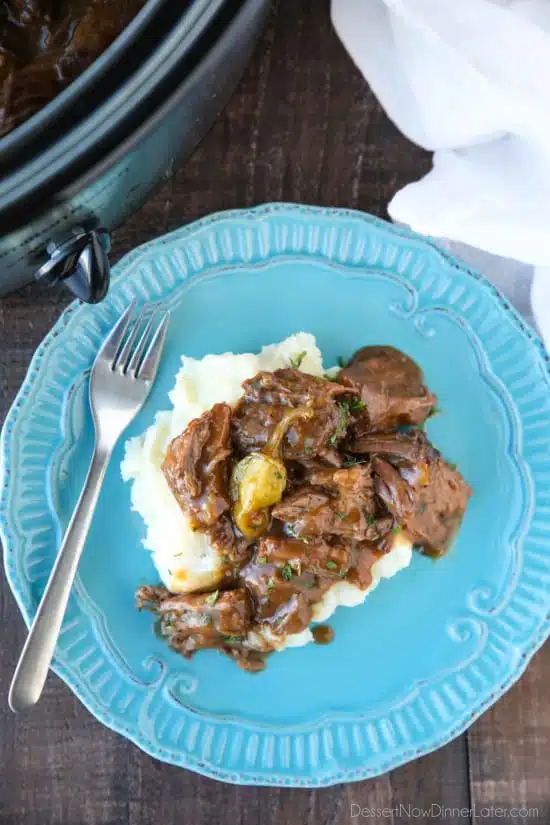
[330,398,364,447]
[266,577,276,590]
[204,590,219,607]
[338,397,366,414]
[392,525,403,534]
[304,445,313,455]
[289,350,307,369]
[335,512,345,519]
[221,554,230,565]
[428,405,440,418]
[337,355,348,368]
[223,635,244,644]
[257,555,268,565]
[326,560,338,570]
[154,618,168,639]
[303,579,316,588]
[367,514,376,526]
[448,462,457,471]
[281,563,293,581]
[336,403,350,432]
[417,503,427,515]
[342,456,367,468]
[275,471,283,480]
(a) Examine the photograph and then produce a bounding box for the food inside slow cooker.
[136,344,472,672]
[0,0,146,137]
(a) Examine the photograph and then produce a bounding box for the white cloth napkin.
[331,0,550,348]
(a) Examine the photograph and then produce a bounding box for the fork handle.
[9,445,112,712]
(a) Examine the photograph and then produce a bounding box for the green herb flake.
[303,579,316,588]
[448,462,458,471]
[289,350,307,369]
[281,563,293,581]
[275,471,283,480]
[285,523,298,538]
[304,446,313,455]
[417,503,427,515]
[428,405,440,418]
[337,355,348,369]
[343,456,367,468]
[392,525,403,534]
[266,577,276,590]
[339,397,365,415]
[335,512,346,519]
[204,590,219,607]
[257,555,268,565]
[367,514,376,526]
[221,554,230,565]
[331,398,364,448]
[326,560,338,570]
[223,635,244,644]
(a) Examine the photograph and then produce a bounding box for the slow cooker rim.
[0,0,255,236]
[0,0,227,206]
[0,0,167,159]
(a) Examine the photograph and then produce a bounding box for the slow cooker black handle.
[35,228,111,303]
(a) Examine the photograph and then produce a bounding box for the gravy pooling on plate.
[135,343,472,672]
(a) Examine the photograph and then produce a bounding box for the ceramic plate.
[2,205,550,786]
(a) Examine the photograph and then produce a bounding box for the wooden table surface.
[0,2,548,823]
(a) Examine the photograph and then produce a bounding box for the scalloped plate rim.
[1,202,549,786]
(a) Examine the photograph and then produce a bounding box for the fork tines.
[99,299,169,381]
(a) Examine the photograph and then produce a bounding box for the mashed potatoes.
[121,333,412,649]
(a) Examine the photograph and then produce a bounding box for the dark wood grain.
[467,643,550,825]
[0,1,547,824]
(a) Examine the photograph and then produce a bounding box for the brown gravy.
[312,625,334,645]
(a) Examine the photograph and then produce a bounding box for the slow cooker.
[0,0,271,302]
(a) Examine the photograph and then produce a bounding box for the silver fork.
[9,299,169,713]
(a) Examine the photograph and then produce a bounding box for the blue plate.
[2,204,550,786]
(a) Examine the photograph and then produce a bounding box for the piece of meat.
[339,345,436,432]
[232,368,357,463]
[241,536,350,635]
[352,428,434,463]
[353,429,472,555]
[403,460,471,556]
[241,368,349,407]
[162,403,232,529]
[371,456,415,522]
[272,465,391,543]
[136,586,253,656]
[346,541,385,589]
[208,515,252,565]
